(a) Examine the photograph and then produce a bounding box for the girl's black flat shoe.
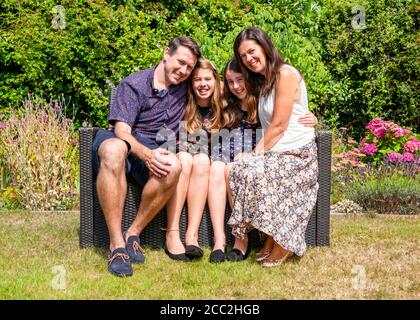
[226,247,250,262]
[164,244,190,262]
[185,245,204,259]
[209,248,226,263]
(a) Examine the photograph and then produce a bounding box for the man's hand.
[144,148,173,178]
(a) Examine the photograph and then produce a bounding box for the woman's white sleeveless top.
[258,64,315,152]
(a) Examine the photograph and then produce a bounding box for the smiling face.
[225,70,247,100]
[163,45,197,86]
[237,39,266,75]
[191,67,216,106]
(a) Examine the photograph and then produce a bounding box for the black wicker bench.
[79,127,332,249]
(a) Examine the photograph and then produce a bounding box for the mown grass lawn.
[0,210,418,300]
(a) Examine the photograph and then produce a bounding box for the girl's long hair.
[233,27,287,97]
[184,58,224,132]
[222,58,257,128]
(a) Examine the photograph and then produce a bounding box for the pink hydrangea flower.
[365,118,385,131]
[403,137,420,153]
[403,128,412,135]
[362,144,377,156]
[384,121,411,138]
[373,127,387,138]
[402,152,415,163]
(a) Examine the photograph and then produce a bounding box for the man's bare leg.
[126,153,182,237]
[96,138,129,252]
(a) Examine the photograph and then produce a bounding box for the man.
[92,37,201,276]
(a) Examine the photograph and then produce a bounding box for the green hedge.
[318,0,419,136]
[0,0,418,135]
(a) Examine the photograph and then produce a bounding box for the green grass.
[0,210,419,300]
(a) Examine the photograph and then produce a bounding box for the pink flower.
[373,127,386,138]
[403,128,412,135]
[402,152,415,163]
[383,121,411,138]
[391,126,405,137]
[0,122,5,131]
[403,137,420,153]
[365,118,392,138]
[362,144,377,156]
[365,118,385,131]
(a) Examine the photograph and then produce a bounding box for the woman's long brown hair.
[233,27,287,97]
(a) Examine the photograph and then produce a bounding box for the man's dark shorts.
[92,129,159,186]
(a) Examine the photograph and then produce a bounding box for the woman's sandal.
[255,251,271,262]
[260,251,294,268]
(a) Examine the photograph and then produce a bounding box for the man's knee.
[98,138,128,173]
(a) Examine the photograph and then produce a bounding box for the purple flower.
[362,144,377,156]
[0,122,5,131]
[386,152,403,164]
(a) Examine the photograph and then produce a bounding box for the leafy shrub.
[0,96,79,210]
[318,0,419,135]
[0,0,417,134]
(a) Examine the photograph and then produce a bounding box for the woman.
[226,28,319,267]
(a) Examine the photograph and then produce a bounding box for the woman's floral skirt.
[228,139,319,256]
